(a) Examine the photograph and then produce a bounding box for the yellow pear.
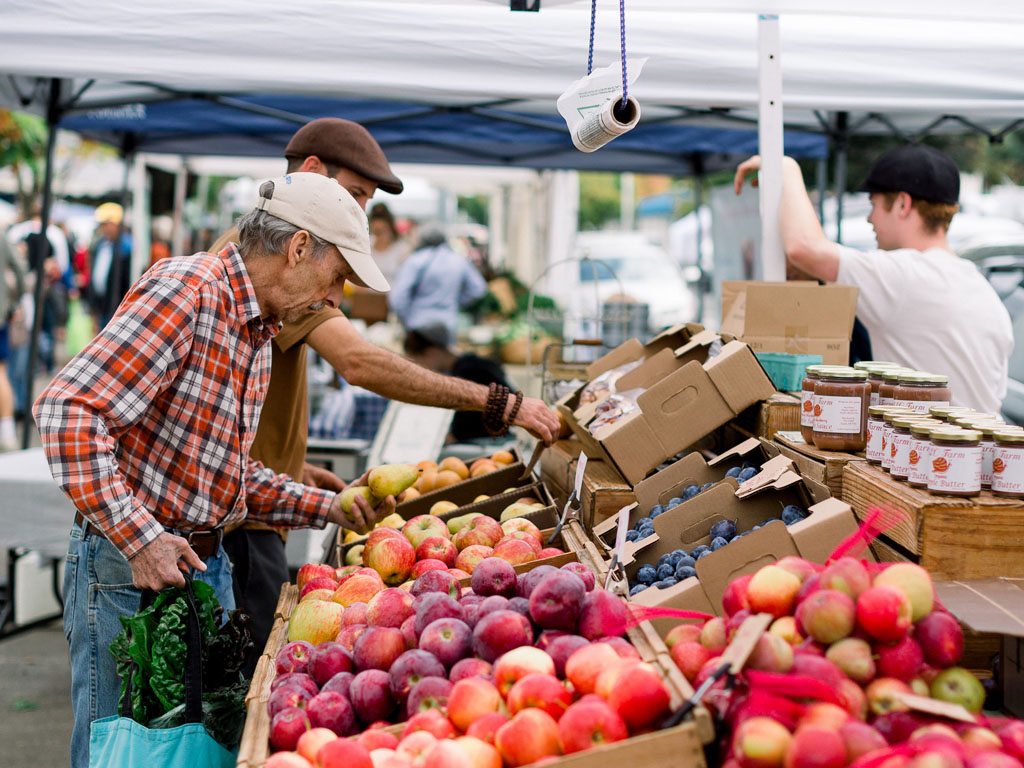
[500,502,538,522]
[447,512,485,535]
[343,528,361,544]
[379,512,406,529]
[473,494,490,503]
[368,463,420,500]
[339,485,377,514]
[430,500,460,516]
[344,544,365,566]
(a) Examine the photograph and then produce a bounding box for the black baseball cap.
[284,118,404,195]
[858,144,959,204]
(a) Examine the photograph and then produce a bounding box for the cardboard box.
[842,462,1024,580]
[720,281,859,366]
[934,578,1024,717]
[559,333,776,485]
[574,323,706,388]
[609,466,861,634]
[773,429,866,498]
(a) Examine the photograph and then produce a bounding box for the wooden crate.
[842,462,1024,580]
[773,430,865,499]
[733,392,802,440]
[540,439,582,509]
[580,460,635,530]
[237,552,713,768]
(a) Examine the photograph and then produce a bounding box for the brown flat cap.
[285,118,403,195]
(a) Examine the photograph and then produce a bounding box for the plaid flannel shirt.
[33,245,334,559]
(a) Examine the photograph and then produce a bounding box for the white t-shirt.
[836,245,1013,414]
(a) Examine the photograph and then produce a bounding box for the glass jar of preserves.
[991,428,1024,498]
[800,365,825,444]
[892,372,951,414]
[950,413,1003,428]
[908,421,943,488]
[928,405,975,422]
[812,369,871,451]
[857,363,903,407]
[880,408,915,472]
[853,361,900,371]
[890,416,940,481]
[878,368,915,407]
[867,406,912,465]
[928,428,982,497]
[962,420,1015,490]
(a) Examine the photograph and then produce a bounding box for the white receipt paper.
[557,58,647,153]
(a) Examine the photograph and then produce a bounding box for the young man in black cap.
[214,119,559,666]
[734,145,1012,413]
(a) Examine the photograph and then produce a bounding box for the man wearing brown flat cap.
[213,118,560,667]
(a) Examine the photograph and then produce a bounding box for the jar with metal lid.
[992,429,1024,498]
[858,363,903,407]
[928,428,982,497]
[892,372,951,414]
[906,420,944,487]
[890,416,941,481]
[963,420,1015,489]
[853,361,901,371]
[867,406,913,465]
[950,413,1004,428]
[880,408,915,471]
[812,369,870,451]
[878,369,915,407]
[800,365,826,444]
[928,405,975,422]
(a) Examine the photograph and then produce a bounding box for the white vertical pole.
[130,154,149,282]
[620,171,635,231]
[758,14,785,282]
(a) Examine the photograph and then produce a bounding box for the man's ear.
[896,191,914,218]
[286,230,311,267]
[298,156,322,174]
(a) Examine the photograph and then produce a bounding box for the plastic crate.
[755,352,823,392]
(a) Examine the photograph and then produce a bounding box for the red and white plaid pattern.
[34,245,333,558]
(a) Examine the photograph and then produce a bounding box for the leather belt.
[74,511,224,560]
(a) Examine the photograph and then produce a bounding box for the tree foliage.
[0,109,48,214]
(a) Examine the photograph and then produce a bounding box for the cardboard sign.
[892,692,976,723]
[574,453,589,500]
[720,613,773,674]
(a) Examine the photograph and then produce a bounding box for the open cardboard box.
[559,331,776,485]
[613,464,863,634]
[720,281,859,366]
[934,578,1024,717]
[569,323,706,390]
[591,438,780,552]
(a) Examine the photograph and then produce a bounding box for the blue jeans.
[63,524,234,768]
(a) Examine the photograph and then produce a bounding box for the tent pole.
[20,78,61,449]
[757,14,785,282]
[833,112,849,244]
[816,156,827,225]
[691,153,706,325]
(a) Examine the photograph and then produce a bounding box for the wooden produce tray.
[733,392,802,440]
[237,551,713,767]
[773,430,866,499]
[842,462,1024,580]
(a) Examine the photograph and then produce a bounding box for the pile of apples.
[266,559,674,768]
[400,452,517,502]
[341,511,565,586]
[664,555,1024,768]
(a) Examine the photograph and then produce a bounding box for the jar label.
[814,395,864,435]
[894,399,949,414]
[881,424,895,468]
[879,395,895,407]
[892,432,914,476]
[867,418,885,461]
[908,437,931,485]
[928,445,982,493]
[801,390,815,428]
[981,439,995,487]
[992,446,1024,494]
[870,391,880,407]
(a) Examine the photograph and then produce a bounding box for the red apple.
[472,609,533,662]
[315,738,372,768]
[410,570,461,599]
[421,740,471,768]
[388,648,446,700]
[577,589,628,640]
[418,617,473,668]
[402,515,450,548]
[491,538,537,566]
[494,708,562,767]
[289,600,345,646]
[402,709,456,740]
[333,574,385,607]
[501,517,543,546]
[301,576,341,599]
[528,571,586,631]
[605,660,670,730]
[747,565,802,619]
[507,672,572,720]
[471,557,518,597]
[365,536,417,586]
[454,517,504,550]
[276,640,316,675]
[343,602,369,627]
[413,592,465,635]
[449,656,492,683]
[545,635,590,678]
[456,545,494,574]
[558,698,628,754]
[857,586,913,643]
[320,671,354,699]
[296,727,336,763]
[818,557,872,601]
[873,563,934,622]
[307,691,356,736]
[366,588,415,629]
[497,531,542,554]
[448,568,472,580]
[270,706,312,753]
[515,565,559,599]
[597,635,641,659]
[840,720,888,761]
[415,536,458,568]
[722,574,753,617]
[565,642,620,695]
[298,563,339,590]
[915,611,964,667]
[467,712,510,745]
[397,731,437,763]
[837,678,869,721]
[876,636,925,682]
[272,672,319,697]
[448,676,503,731]
[783,725,846,768]
[337,624,367,652]
[308,641,354,687]
[825,637,876,684]
[357,729,399,752]
[561,561,597,591]
[349,669,397,724]
[268,684,313,719]
[795,589,856,644]
[353,626,407,672]
[493,645,556,695]
[769,616,803,646]
[799,702,849,730]
[406,675,453,718]
[455,736,502,768]
[746,633,794,674]
[671,641,712,683]
[734,716,792,768]
[410,559,451,579]
[776,556,818,584]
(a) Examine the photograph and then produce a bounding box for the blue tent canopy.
[61,94,827,174]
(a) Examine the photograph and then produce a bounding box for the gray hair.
[236,209,334,261]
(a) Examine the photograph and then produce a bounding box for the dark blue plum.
[696,550,713,560]
[657,563,674,581]
[681,485,700,500]
[690,545,710,558]
[629,583,649,596]
[668,552,686,567]
[760,517,782,527]
[742,460,759,470]
[701,482,715,492]
[710,536,729,551]
[638,528,656,540]
[655,578,678,589]
[637,564,657,585]
[737,467,758,482]
[650,504,666,518]
[782,505,809,525]
[724,466,742,478]
[626,529,640,542]
[676,555,696,569]
[675,565,697,580]
[668,497,683,508]
[709,519,737,540]
[635,517,653,530]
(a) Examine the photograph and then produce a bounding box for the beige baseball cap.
[256,172,388,292]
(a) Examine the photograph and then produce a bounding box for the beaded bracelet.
[483,383,511,436]
[506,391,524,427]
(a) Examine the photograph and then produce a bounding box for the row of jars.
[800,361,952,453]
[865,405,1024,497]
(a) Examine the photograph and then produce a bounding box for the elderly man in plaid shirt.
[34,173,394,768]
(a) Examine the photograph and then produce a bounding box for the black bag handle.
[120,575,204,724]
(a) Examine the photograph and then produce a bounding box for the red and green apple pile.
[664,555,1024,768]
[268,557,673,768]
